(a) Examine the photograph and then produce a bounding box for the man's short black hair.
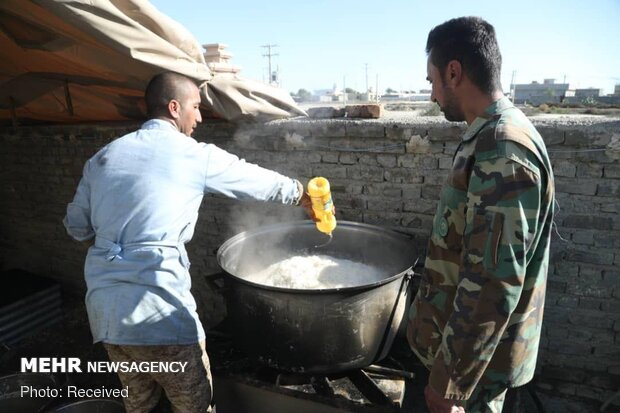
[144,72,198,116]
[426,16,502,95]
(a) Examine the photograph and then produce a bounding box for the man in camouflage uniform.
[406,17,555,413]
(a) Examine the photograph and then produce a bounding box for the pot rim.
[216,220,415,294]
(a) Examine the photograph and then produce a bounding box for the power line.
[261,44,279,85]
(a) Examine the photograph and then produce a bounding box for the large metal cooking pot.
[0,373,59,413]
[216,220,416,374]
[49,399,124,413]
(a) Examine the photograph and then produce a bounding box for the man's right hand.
[299,191,336,222]
[424,385,466,413]
[299,191,318,221]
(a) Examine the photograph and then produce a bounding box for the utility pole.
[261,44,279,85]
[343,76,347,106]
[365,63,369,101]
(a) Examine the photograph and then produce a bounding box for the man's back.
[64,119,210,345]
[64,118,302,346]
[87,120,207,245]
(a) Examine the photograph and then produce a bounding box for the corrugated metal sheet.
[0,270,63,346]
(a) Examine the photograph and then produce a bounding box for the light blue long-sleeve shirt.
[63,119,300,345]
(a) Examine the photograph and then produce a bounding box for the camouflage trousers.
[464,383,507,413]
[412,348,509,413]
[104,341,213,413]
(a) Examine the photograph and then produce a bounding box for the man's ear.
[445,60,462,87]
[168,99,181,119]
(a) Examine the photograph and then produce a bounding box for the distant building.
[362,88,380,103]
[574,88,602,99]
[563,85,620,105]
[380,91,430,102]
[311,85,346,103]
[513,79,570,105]
[310,85,384,103]
[513,80,620,106]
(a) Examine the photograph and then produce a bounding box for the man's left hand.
[424,385,465,413]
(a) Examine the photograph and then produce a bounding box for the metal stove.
[213,364,409,413]
[209,332,415,413]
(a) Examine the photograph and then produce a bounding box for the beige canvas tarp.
[0,0,306,125]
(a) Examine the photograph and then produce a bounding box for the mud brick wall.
[1,115,619,408]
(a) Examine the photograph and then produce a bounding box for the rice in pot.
[252,255,383,289]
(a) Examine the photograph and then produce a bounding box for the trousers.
[104,341,213,413]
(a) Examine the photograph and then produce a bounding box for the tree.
[296,88,312,102]
[386,87,396,94]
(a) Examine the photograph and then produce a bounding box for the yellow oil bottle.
[307,177,337,235]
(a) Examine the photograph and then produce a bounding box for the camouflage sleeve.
[428,155,543,399]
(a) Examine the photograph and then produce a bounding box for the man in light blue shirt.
[64,72,311,412]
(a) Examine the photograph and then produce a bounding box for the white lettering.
[21,358,37,373]
[67,385,129,398]
[20,385,60,398]
[86,361,187,373]
[20,358,81,373]
[39,358,50,372]
[52,358,63,372]
[110,361,122,372]
[67,385,77,397]
[177,361,188,373]
[68,357,82,372]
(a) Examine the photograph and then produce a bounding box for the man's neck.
[153,116,179,131]
[462,89,504,125]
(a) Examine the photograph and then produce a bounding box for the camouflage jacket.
[407,97,555,400]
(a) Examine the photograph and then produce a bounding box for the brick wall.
[1,115,619,408]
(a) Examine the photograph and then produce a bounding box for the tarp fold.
[0,0,305,125]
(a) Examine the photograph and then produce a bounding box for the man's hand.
[424,385,465,413]
[299,191,336,223]
[299,191,318,221]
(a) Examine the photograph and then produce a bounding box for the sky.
[150,0,620,95]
